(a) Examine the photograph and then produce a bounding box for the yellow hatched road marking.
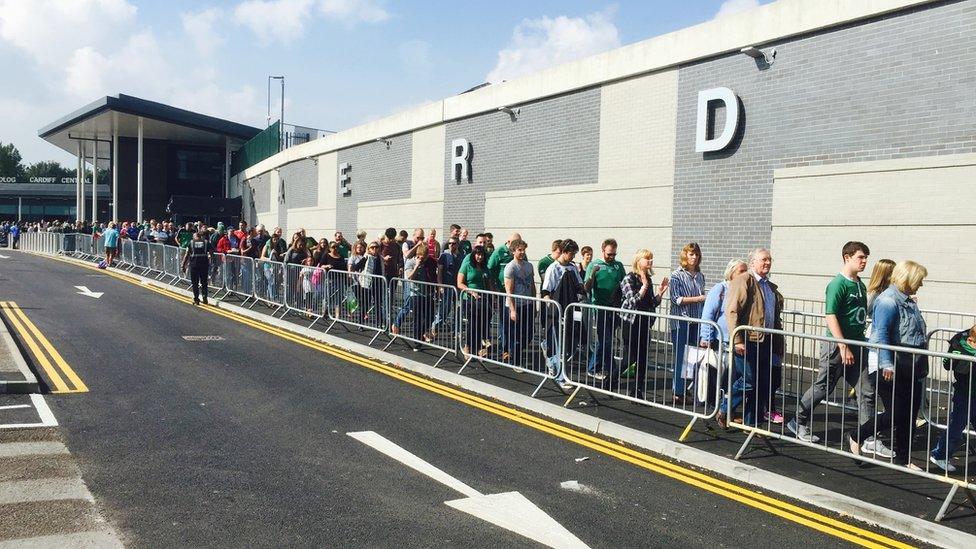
[45,255,916,548]
[0,301,88,393]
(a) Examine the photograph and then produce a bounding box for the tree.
[0,142,26,178]
[25,161,74,182]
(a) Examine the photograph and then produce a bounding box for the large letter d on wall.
[695,87,740,153]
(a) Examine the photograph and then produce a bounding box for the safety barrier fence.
[250,259,284,312]
[385,278,460,366]
[322,269,389,345]
[281,262,327,326]
[725,325,976,521]
[19,235,976,519]
[563,303,724,441]
[454,288,562,396]
[220,255,255,302]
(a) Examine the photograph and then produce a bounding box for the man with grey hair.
[717,247,785,428]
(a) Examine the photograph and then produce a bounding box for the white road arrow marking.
[0,254,9,259]
[74,286,103,299]
[347,431,590,549]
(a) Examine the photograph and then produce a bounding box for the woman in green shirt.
[458,245,492,358]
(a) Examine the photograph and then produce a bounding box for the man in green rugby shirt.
[584,238,626,385]
[788,241,891,457]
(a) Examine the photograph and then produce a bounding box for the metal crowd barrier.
[119,239,134,269]
[131,240,150,273]
[725,325,976,521]
[322,269,389,345]
[563,303,724,440]
[221,255,256,303]
[281,262,326,326]
[250,258,285,313]
[209,253,226,295]
[162,245,184,284]
[385,278,459,366]
[456,288,561,396]
[147,243,165,277]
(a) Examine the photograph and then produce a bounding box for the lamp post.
[267,75,285,128]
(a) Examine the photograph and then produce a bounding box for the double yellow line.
[44,255,913,548]
[0,301,88,393]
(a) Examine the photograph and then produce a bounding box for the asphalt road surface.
[0,251,919,548]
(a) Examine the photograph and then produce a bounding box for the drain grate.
[180,335,225,341]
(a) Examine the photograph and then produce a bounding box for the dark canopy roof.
[38,94,262,159]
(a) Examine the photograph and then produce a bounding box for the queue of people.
[19,218,976,473]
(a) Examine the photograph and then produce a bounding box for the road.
[0,251,916,548]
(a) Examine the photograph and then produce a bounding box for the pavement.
[0,250,969,547]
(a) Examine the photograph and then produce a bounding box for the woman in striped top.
[669,242,706,404]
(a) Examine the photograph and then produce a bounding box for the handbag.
[683,345,706,379]
[696,347,720,403]
[344,286,359,313]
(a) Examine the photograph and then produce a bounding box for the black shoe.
[202,298,209,305]
[193,299,200,305]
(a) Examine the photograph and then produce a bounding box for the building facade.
[235,0,976,310]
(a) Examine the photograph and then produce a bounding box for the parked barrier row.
[20,234,976,520]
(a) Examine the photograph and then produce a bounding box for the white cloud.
[714,0,761,19]
[0,0,266,164]
[0,0,136,66]
[233,0,315,45]
[320,0,390,23]
[182,7,225,56]
[486,7,620,84]
[231,0,389,45]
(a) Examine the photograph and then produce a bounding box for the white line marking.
[30,394,58,427]
[74,286,103,299]
[348,430,591,549]
[0,405,31,411]
[347,431,481,498]
[0,478,93,505]
[0,441,69,458]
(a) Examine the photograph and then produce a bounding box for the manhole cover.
[181,335,225,341]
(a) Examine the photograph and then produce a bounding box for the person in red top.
[232,222,248,251]
[215,230,232,254]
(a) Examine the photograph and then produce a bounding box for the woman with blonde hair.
[866,258,896,312]
[669,242,706,404]
[857,260,929,469]
[619,249,668,399]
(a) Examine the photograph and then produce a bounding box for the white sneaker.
[786,418,820,443]
[929,455,957,473]
[861,438,894,459]
[587,371,607,381]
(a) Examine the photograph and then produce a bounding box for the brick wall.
[443,87,601,232]
[672,0,976,282]
[335,134,413,236]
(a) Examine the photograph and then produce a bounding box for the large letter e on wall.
[695,87,740,153]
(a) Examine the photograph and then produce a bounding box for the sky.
[0,0,771,165]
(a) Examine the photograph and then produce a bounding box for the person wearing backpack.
[541,239,585,391]
[930,325,976,472]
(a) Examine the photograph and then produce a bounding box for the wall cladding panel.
[672,0,976,282]
[279,159,318,210]
[248,173,270,214]
[335,135,413,235]
[443,88,601,232]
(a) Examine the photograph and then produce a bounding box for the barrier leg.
[324,318,337,334]
[433,349,450,368]
[935,484,976,522]
[382,335,397,352]
[457,355,474,375]
[308,316,321,329]
[678,417,698,443]
[734,432,756,460]
[529,378,547,398]
[563,386,582,407]
[368,330,382,345]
